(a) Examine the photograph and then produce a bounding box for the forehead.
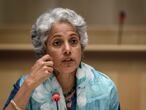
[50,22,77,35]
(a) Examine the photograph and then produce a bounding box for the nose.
[63,42,71,56]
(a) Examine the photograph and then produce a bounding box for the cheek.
[73,47,82,63]
[75,46,82,56]
[47,48,61,59]
[49,51,61,61]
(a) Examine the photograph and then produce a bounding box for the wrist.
[24,77,36,90]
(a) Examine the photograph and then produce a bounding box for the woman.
[3,8,120,110]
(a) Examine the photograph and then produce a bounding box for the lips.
[62,58,73,62]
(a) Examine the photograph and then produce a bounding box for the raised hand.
[26,54,54,89]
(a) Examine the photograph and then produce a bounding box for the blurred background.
[0,0,146,110]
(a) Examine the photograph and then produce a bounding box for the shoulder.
[77,62,120,107]
[81,62,117,93]
[81,62,113,83]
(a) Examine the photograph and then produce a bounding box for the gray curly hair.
[31,8,88,58]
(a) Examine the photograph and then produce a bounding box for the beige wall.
[0,0,146,25]
[0,0,146,110]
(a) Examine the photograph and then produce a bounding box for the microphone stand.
[52,92,60,110]
[56,100,59,110]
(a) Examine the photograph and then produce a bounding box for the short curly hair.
[31,8,88,58]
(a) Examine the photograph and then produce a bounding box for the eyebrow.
[48,34,62,42]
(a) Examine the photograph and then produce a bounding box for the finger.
[44,61,54,67]
[41,54,52,61]
[43,66,54,73]
[47,67,54,73]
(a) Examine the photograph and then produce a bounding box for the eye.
[69,37,79,46]
[52,39,63,47]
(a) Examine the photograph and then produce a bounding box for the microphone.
[52,92,60,110]
[118,10,126,44]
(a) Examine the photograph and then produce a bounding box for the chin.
[60,66,77,74]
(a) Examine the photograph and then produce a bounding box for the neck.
[55,71,76,93]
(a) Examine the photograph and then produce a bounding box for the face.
[46,22,82,74]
